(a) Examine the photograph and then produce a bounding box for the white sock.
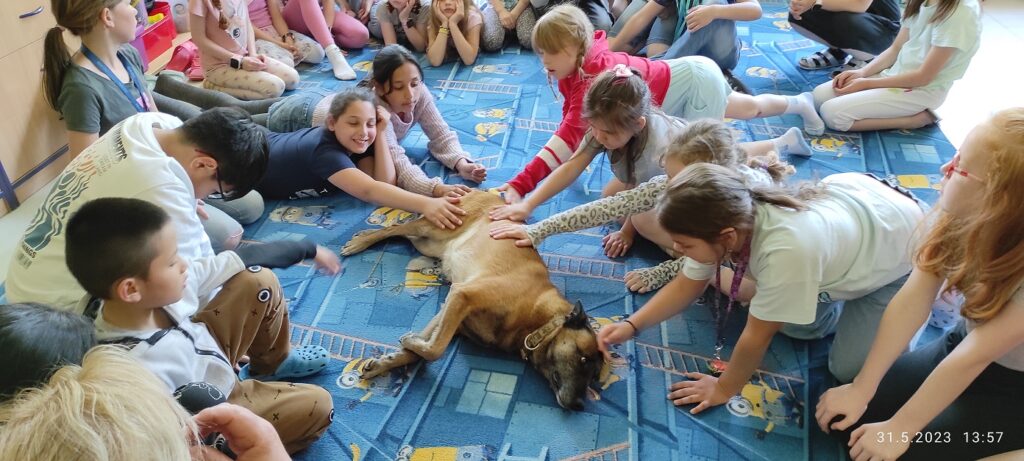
[325,44,356,81]
[772,127,812,157]
[785,92,825,136]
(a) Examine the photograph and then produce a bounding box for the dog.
[341,191,604,410]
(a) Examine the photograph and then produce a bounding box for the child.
[248,0,357,80]
[363,45,487,183]
[597,162,925,411]
[372,0,431,51]
[0,303,96,401]
[491,66,810,220]
[189,0,300,99]
[65,197,335,453]
[42,0,280,157]
[497,5,823,203]
[788,0,901,74]
[815,109,1024,460]
[256,88,470,229]
[490,118,803,292]
[809,0,981,132]
[0,346,292,461]
[485,0,533,48]
[283,0,371,50]
[425,0,501,66]
[610,0,761,80]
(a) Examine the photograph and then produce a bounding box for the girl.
[372,0,431,51]
[597,162,926,413]
[495,5,824,203]
[425,0,502,66]
[809,0,981,132]
[282,0,371,50]
[248,0,357,80]
[0,303,95,402]
[490,118,803,293]
[189,0,300,100]
[490,65,810,222]
[363,45,487,183]
[255,88,470,229]
[815,109,1024,460]
[43,0,272,252]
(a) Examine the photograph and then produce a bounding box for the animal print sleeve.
[524,175,668,246]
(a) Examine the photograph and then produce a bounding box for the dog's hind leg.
[360,349,422,380]
[400,282,491,361]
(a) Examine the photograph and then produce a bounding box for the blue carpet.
[254,2,954,460]
[0,1,954,459]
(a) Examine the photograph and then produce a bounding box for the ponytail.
[746,152,795,184]
[42,27,72,112]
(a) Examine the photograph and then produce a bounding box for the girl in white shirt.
[815,109,1024,460]
[598,162,925,415]
[809,0,981,132]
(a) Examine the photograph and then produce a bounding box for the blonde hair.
[665,119,795,183]
[0,346,199,461]
[532,4,593,69]
[916,108,1024,321]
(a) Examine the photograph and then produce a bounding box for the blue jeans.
[652,0,740,71]
[267,87,333,133]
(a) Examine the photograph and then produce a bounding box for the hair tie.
[53,25,65,33]
[612,64,632,79]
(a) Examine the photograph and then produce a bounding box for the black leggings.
[788,0,900,55]
[834,321,1024,460]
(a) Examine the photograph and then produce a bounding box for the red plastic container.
[141,2,176,62]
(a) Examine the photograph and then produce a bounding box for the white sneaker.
[326,44,356,81]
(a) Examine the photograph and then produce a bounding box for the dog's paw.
[399,333,423,351]
[358,357,386,379]
[341,230,379,255]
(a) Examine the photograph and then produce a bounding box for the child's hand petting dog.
[433,183,472,198]
[313,245,342,275]
[488,221,534,247]
[488,201,534,222]
[455,158,487,182]
[422,196,466,229]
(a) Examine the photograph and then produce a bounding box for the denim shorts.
[267,87,332,133]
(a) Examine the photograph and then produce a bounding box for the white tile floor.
[2,0,1023,284]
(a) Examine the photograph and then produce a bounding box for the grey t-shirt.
[57,45,153,135]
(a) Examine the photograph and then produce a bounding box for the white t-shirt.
[965,287,1024,372]
[682,173,925,325]
[592,114,685,185]
[93,251,243,395]
[882,0,981,92]
[5,113,215,311]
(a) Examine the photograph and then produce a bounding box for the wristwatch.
[815,0,823,5]
[230,55,242,70]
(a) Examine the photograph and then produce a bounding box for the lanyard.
[81,45,150,113]
[708,235,751,375]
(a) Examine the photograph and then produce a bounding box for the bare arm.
[190,13,240,62]
[405,22,429,51]
[67,131,99,158]
[448,19,481,65]
[329,168,434,211]
[371,132,397,185]
[864,45,957,89]
[716,315,782,395]
[705,0,762,21]
[323,0,337,29]
[266,0,292,36]
[426,24,448,67]
[889,301,1024,433]
[380,4,401,45]
[629,272,710,330]
[819,0,872,13]
[857,27,909,76]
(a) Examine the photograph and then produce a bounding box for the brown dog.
[341,191,604,410]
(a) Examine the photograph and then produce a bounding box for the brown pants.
[194,266,334,453]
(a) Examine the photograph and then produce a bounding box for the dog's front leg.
[360,349,422,380]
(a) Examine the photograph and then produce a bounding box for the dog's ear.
[564,300,589,329]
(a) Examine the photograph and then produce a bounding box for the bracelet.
[438,26,449,35]
[622,318,638,334]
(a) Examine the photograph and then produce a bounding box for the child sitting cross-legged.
[65,197,335,454]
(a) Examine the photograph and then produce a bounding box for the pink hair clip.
[612,64,633,79]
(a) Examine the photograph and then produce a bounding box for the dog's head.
[524,300,604,411]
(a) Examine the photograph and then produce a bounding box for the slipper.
[238,344,329,381]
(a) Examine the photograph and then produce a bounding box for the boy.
[65,197,334,454]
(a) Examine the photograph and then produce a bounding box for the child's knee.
[227,266,283,303]
[307,386,334,432]
[819,100,854,132]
